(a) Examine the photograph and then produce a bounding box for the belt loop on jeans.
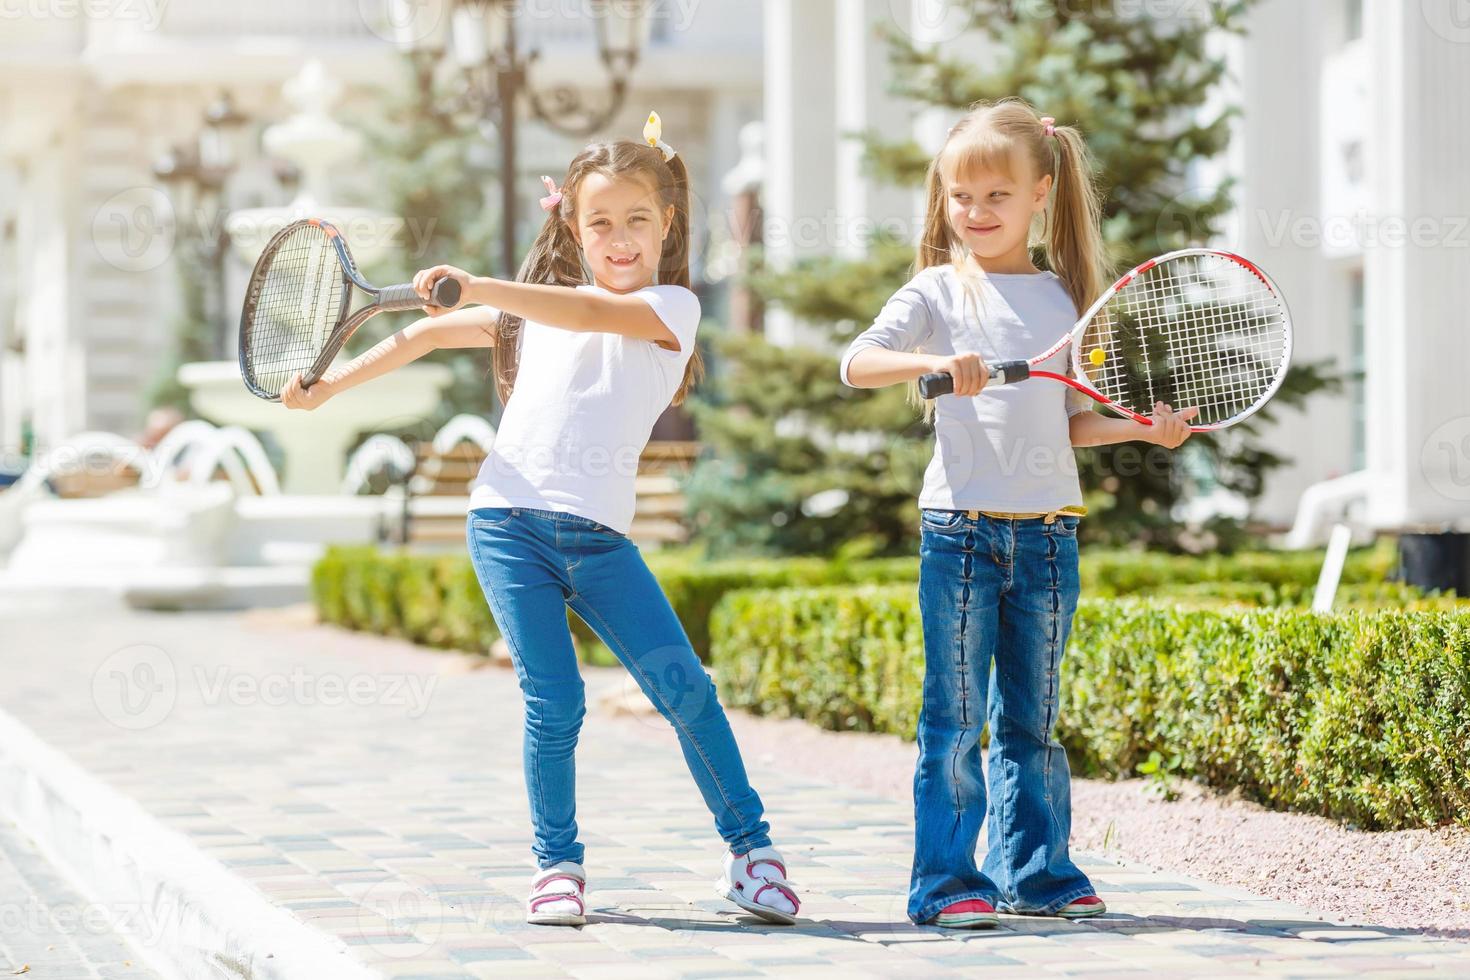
[965,509,979,519]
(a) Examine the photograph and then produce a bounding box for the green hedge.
[709,585,1470,830]
[310,538,1406,658]
[1078,540,1398,596]
[312,546,499,651]
[310,545,922,661]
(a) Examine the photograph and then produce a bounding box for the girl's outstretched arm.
[412,265,681,352]
[1069,402,1198,449]
[280,305,497,410]
[845,348,988,394]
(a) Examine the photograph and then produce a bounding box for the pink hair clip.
[538,175,563,211]
[1040,116,1057,138]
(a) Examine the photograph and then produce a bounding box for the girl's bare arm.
[406,262,681,352]
[845,347,989,395]
[320,306,497,394]
[463,276,680,351]
[1069,403,1198,449]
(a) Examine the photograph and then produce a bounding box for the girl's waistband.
[951,506,1086,524]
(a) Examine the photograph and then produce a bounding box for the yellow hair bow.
[642,110,676,162]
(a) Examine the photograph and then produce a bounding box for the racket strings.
[242,225,347,395]
[1078,255,1289,427]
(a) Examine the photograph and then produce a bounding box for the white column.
[1231,0,1343,529]
[4,85,85,456]
[0,160,19,459]
[834,0,916,257]
[1363,0,1470,530]
[903,1,1003,248]
[761,0,838,346]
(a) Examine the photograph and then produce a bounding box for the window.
[1348,269,1366,471]
[1344,0,1364,42]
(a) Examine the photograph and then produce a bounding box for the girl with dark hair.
[280,112,799,928]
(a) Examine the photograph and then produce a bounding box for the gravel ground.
[589,669,1470,940]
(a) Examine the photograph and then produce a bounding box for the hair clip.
[1039,116,1057,138]
[643,110,677,162]
[538,175,563,211]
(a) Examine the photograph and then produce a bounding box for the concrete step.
[0,707,378,980]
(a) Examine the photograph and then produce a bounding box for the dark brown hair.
[488,139,703,407]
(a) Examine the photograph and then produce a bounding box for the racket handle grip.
[917,373,954,398]
[378,277,462,311]
[917,360,1031,398]
[988,359,1030,385]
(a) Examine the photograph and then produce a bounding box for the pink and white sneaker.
[715,845,800,925]
[527,861,586,926]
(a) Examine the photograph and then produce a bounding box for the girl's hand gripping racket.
[917,249,1293,432]
[238,217,462,401]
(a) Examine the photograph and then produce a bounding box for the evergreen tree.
[686,0,1338,556]
[344,56,503,430]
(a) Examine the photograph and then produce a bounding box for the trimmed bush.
[312,539,1407,657]
[708,586,1470,831]
[311,546,924,660]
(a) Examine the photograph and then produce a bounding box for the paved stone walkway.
[0,817,162,979]
[2,605,1469,978]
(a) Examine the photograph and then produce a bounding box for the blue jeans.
[465,505,772,868]
[907,509,1095,923]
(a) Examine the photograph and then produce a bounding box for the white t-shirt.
[840,263,1091,514]
[467,283,700,534]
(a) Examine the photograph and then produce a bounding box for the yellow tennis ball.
[1089,347,1107,367]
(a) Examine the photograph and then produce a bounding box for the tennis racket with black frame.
[238,217,462,401]
[917,248,1293,432]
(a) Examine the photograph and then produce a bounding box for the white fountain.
[183,58,453,496]
[0,62,471,611]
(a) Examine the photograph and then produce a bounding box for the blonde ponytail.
[1044,123,1107,318]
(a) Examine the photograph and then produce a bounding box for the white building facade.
[759,0,1469,534]
[0,0,762,457]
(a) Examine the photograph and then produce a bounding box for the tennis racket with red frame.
[238,217,461,401]
[917,248,1293,431]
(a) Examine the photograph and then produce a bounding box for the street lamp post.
[391,0,651,278]
[151,91,250,360]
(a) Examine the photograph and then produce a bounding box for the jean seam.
[1042,532,1066,837]
[570,593,749,842]
[557,522,586,583]
[950,526,975,813]
[1044,532,1058,782]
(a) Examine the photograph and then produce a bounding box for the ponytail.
[1044,123,1107,319]
[489,203,585,406]
[915,153,963,276]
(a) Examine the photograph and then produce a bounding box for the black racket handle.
[918,360,1031,398]
[916,373,954,398]
[377,277,462,312]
